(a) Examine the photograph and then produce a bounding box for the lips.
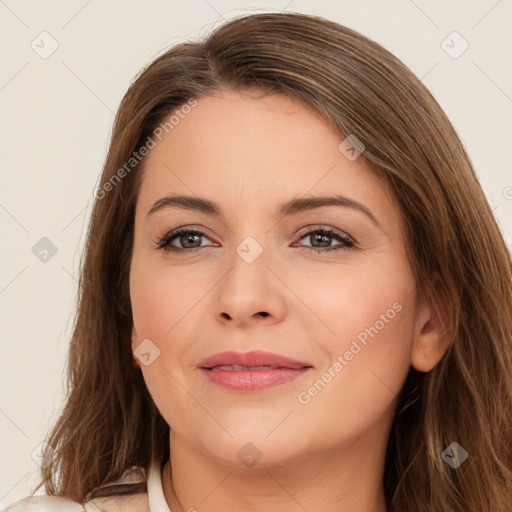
[198,350,312,371]
[198,350,313,392]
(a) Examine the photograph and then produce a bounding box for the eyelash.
[154,226,356,254]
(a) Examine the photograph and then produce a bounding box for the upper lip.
[198,350,313,370]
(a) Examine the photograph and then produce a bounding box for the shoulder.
[5,466,150,512]
[5,493,150,512]
[4,495,85,511]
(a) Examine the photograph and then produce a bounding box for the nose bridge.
[215,231,285,324]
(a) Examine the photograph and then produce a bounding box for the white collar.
[147,460,171,512]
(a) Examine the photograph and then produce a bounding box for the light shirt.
[147,459,171,512]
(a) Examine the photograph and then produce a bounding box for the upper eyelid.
[296,224,352,237]
[163,224,350,238]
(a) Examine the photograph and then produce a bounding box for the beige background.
[1,0,511,507]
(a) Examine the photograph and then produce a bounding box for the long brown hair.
[36,12,512,511]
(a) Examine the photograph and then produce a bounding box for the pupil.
[314,233,330,247]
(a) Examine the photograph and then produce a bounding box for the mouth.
[197,350,313,392]
[209,364,292,371]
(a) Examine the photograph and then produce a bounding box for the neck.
[162,428,389,512]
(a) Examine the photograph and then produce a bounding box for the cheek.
[297,260,413,353]
[129,269,190,429]
[130,260,205,427]
[130,258,199,342]
[294,266,415,422]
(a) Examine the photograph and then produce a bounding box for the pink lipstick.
[197,350,313,391]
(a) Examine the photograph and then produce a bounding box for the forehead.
[136,88,395,224]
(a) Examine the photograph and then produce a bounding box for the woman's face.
[129,88,439,468]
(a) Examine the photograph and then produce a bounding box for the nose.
[215,240,287,328]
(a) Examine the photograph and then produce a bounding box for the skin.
[129,87,449,512]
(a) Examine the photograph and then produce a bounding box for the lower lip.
[199,367,311,391]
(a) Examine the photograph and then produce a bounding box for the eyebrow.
[146,194,382,230]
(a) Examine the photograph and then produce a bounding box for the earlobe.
[410,274,452,373]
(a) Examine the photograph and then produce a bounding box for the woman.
[8,11,512,512]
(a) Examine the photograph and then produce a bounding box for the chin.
[191,426,309,469]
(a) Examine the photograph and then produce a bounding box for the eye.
[294,226,355,252]
[155,228,216,252]
[154,226,356,253]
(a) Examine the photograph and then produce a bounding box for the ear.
[131,324,141,370]
[410,273,451,373]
